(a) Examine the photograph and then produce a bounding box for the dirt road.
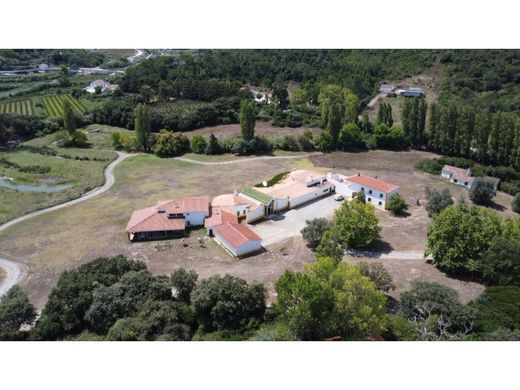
[0,151,133,297]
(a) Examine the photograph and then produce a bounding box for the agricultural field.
[149,99,212,115]
[0,98,34,115]
[42,94,86,117]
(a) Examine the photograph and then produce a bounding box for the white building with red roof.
[126,196,209,241]
[441,165,475,189]
[212,222,262,257]
[328,172,400,209]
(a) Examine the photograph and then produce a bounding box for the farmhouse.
[328,172,400,209]
[403,87,424,97]
[126,196,209,241]
[204,206,239,236]
[84,79,119,94]
[212,222,262,257]
[441,165,474,188]
[379,83,395,93]
[244,170,334,216]
[211,192,265,223]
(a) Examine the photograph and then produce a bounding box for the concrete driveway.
[249,195,342,247]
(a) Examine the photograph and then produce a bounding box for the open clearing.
[2,147,510,308]
[0,153,316,308]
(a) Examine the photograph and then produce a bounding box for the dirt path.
[346,249,430,260]
[174,152,322,166]
[0,151,134,297]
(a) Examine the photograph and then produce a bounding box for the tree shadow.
[484,200,506,212]
[367,239,394,253]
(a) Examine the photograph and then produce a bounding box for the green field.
[149,99,212,116]
[0,99,34,115]
[42,94,87,117]
[0,132,117,224]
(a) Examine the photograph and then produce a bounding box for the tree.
[275,269,335,340]
[400,281,476,340]
[471,286,520,334]
[315,130,334,151]
[191,275,266,332]
[0,286,36,341]
[153,130,189,157]
[298,130,314,151]
[309,258,387,339]
[189,135,207,154]
[425,188,453,217]
[353,190,366,204]
[62,99,84,147]
[300,218,332,249]
[357,262,395,293]
[134,103,151,152]
[111,132,122,150]
[315,229,344,262]
[240,100,256,141]
[31,256,146,340]
[140,84,154,103]
[469,178,496,204]
[338,122,364,150]
[386,193,408,215]
[170,268,198,304]
[512,193,520,213]
[425,205,502,274]
[330,200,380,249]
[272,84,289,109]
[481,237,520,286]
[205,133,221,155]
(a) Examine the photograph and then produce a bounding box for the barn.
[213,222,263,257]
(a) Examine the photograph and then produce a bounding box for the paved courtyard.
[248,195,342,246]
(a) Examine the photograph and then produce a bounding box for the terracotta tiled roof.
[212,194,258,209]
[126,207,185,233]
[347,174,400,193]
[204,206,239,228]
[213,223,261,249]
[157,196,209,214]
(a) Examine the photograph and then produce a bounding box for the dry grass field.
[2,146,512,308]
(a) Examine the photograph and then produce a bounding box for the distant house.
[38,63,49,72]
[440,165,475,189]
[328,173,400,209]
[403,87,424,98]
[84,79,120,94]
[126,196,209,241]
[379,83,395,93]
[212,222,262,257]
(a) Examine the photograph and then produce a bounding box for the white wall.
[274,198,289,212]
[246,204,265,223]
[289,186,332,208]
[213,232,262,257]
[184,211,208,226]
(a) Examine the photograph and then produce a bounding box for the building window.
[464,182,468,186]
[378,201,382,206]
[454,179,458,183]
[361,187,364,191]
[368,189,372,195]
[368,197,372,202]
[379,193,383,198]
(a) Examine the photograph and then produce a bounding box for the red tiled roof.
[204,206,238,228]
[213,223,261,249]
[157,196,209,214]
[347,174,399,193]
[126,207,185,233]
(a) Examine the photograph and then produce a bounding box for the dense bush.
[512,193,520,213]
[386,193,408,215]
[469,178,497,204]
[425,188,453,217]
[153,130,189,157]
[300,218,332,249]
[471,286,520,334]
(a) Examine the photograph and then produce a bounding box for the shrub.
[298,130,315,151]
[300,218,332,249]
[425,188,453,217]
[111,132,122,150]
[189,135,207,154]
[153,130,189,157]
[205,133,221,155]
[357,262,395,293]
[386,193,408,215]
[469,178,496,204]
[471,286,520,333]
[512,193,520,213]
[415,159,443,175]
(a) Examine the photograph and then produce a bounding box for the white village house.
[328,173,400,209]
[440,165,474,189]
[84,79,119,94]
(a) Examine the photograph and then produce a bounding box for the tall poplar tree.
[240,100,256,141]
[134,103,151,152]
